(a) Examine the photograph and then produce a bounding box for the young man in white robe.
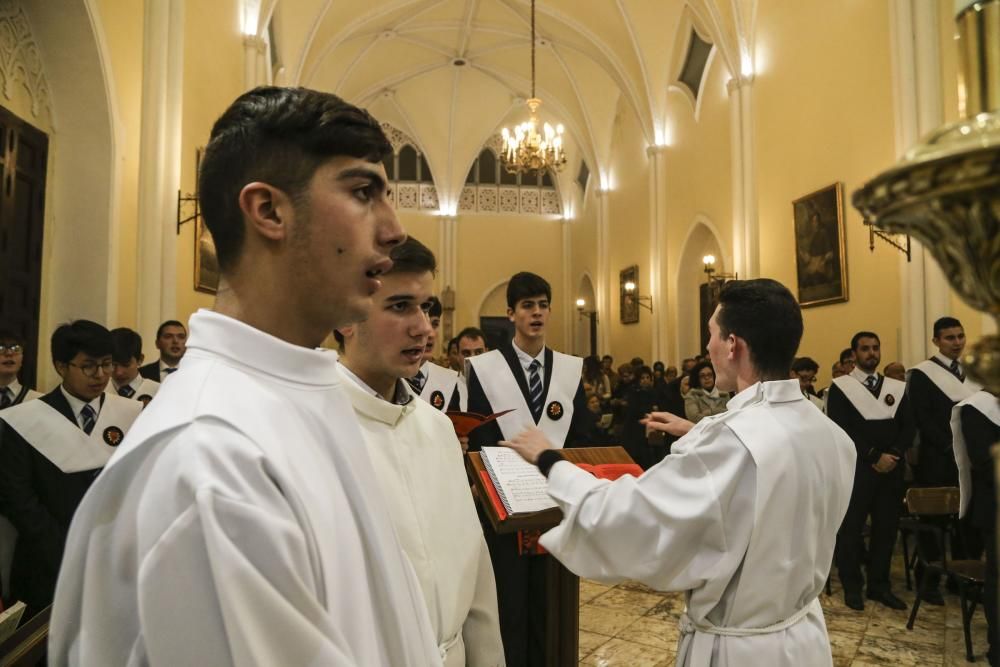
[49,87,442,666]
[409,296,462,412]
[334,236,504,667]
[108,327,160,406]
[505,278,857,667]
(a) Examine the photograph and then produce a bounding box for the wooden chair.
[0,605,50,667]
[902,487,985,662]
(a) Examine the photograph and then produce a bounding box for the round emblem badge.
[430,390,445,410]
[884,394,895,406]
[546,401,564,421]
[137,395,153,407]
[103,426,125,447]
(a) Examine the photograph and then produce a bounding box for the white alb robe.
[49,310,441,666]
[540,380,856,667]
[337,365,504,666]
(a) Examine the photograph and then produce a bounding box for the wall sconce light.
[703,255,737,284]
[623,281,653,312]
[576,298,598,357]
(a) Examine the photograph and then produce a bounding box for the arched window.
[381,153,395,180]
[477,148,497,185]
[398,145,418,181]
[457,138,561,215]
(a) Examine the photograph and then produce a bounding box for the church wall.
[753,0,903,387]
[603,98,652,364]
[175,0,245,326]
[661,49,734,364]
[568,182,600,357]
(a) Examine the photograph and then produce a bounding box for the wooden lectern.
[466,446,636,667]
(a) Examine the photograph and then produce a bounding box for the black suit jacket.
[961,404,1000,533]
[826,379,915,475]
[0,388,103,613]
[138,361,160,382]
[466,345,590,451]
[906,364,962,484]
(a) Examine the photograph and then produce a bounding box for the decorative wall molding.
[0,0,51,118]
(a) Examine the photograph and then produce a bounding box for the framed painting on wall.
[792,182,848,308]
[194,214,219,294]
[620,265,639,324]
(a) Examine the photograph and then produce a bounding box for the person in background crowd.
[138,320,187,382]
[622,365,659,469]
[684,361,729,423]
[110,328,161,406]
[791,357,824,410]
[447,337,463,373]
[0,329,40,409]
[664,365,678,383]
[681,358,696,374]
[840,348,856,375]
[422,296,443,363]
[582,393,613,445]
[611,363,637,435]
[630,357,645,368]
[884,361,906,382]
[601,355,617,392]
[582,355,611,405]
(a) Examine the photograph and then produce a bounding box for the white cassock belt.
[438,630,462,663]
[679,597,819,663]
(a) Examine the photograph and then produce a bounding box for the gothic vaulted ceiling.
[260,0,752,209]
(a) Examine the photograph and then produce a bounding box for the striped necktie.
[119,385,135,398]
[864,374,878,396]
[408,370,425,394]
[0,388,12,409]
[528,360,543,420]
[950,359,965,382]
[80,404,97,435]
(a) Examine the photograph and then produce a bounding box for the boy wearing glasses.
[0,330,40,409]
[0,320,141,616]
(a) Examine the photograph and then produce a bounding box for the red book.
[575,462,644,481]
[447,409,515,439]
[478,470,508,521]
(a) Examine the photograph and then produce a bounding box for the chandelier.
[500,0,566,174]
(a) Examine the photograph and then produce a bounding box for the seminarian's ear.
[53,360,68,380]
[137,353,145,366]
[507,307,515,322]
[238,182,291,242]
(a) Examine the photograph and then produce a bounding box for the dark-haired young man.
[790,356,824,410]
[50,87,442,665]
[335,237,504,666]
[906,316,981,603]
[109,328,160,405]
[505,279,856,666]
[0,329,40,409]
[0,321,142,616]
[452,326,489,412]
[138,320,187,381]
[447,336,463,372]
[465,271,590,666]
[410,296,462,412]
[826,331,914,611]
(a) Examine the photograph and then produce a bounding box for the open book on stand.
[0,601,25,644]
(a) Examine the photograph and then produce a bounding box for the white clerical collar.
[512,340,545,371]
[934,352,960,369]
[60,385,102,423]
[185,309,340,387]
[338,361,412,405]
[727,379,803,411]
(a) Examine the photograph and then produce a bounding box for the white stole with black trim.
[0,394,142,472]
[832,375,905,421]
[417,362,458,411]
[910,359,981,403]
[951,391,1000,518]
[469,348,582,448]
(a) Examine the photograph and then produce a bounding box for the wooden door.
[0,106,48,390]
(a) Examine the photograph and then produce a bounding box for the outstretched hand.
[501,427,555,464]
[641,411,695,438]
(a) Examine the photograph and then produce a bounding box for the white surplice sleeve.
[461,534,505,667]
[133,422,361,666]
[539,423,756,592]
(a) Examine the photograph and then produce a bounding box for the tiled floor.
[577,553,990,666]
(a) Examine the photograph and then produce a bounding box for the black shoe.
[921,588,945,606]
[844,591,865,611]
[867,590,907,610]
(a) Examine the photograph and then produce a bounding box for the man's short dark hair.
[602,355,613,362]
[428,296,442,318]
[839,348,854,364]
[791,356,819,374]
[716,279,803,379]
[506,272,551,309]
[850,331,880,351]
[637,365,653,379]
[199,86,392,271]
[388,236,436,277]
[630,357,644,367]
[156,320,186,339]
[0,328,23,345]
[933,316,963,338]
[51,320,112,364]
[457,327,487,344]
[111,328,143,364]
[653,361,665,372]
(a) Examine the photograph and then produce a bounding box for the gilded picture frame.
[792,182,848,308]
[620,265,639,324]
[192,147,219,294]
